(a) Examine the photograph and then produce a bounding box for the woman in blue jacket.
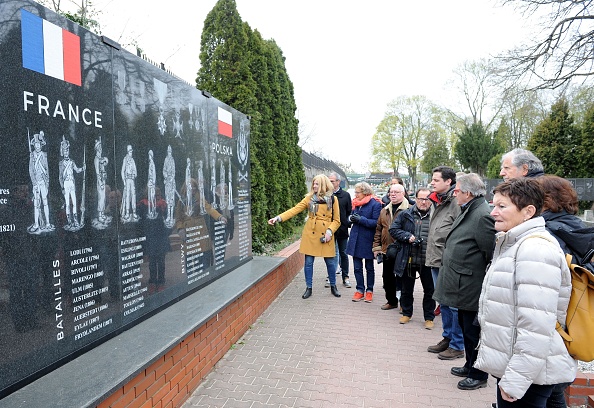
[347,182,382,303]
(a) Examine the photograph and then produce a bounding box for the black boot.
[302,287,312,299]
[330,285,341,297]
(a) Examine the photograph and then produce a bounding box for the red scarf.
[352,194,381,209]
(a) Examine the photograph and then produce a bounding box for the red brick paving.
[183,261,495,408]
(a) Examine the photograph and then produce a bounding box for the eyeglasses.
[355,190,362,194]
[416,197,430,202]
[330,180,339,183]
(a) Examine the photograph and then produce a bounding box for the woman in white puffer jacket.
[474,178,576,407]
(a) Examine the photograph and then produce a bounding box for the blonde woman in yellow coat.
[268,174,341,299]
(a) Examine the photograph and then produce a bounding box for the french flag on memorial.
[21,9,82,86]
[218,107,233,138]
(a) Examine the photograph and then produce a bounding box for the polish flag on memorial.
[21,9,82,86]
[218,107,233,138]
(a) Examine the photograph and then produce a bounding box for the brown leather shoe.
[381,303,397,310]
[427,337,450,353]
[438,347,464,360]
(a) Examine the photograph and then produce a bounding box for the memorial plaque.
[0,0,251,397]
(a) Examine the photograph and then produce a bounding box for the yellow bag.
[555,254,594,362]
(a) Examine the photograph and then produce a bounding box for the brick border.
[97,243,303,408]
[567,372,594,407]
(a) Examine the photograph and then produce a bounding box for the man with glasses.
[381,177,415,207]
[434,173,495,390]
[389,188,435,329]
[328,172,352,288]
[373,183,409,311]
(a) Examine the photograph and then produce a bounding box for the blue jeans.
[431,267,464,350]
[353,257,375,293]
[334,236,349,278]
[431,267,439,288]
[304,255,336,288]
[441,304,464,351]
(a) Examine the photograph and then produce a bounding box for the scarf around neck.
[352,194,377,209]
[309,193,333,214]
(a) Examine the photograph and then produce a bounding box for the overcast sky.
[63,0,537,172]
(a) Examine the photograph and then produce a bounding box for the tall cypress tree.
[455,122,503,176]
[578,104,594,178]
[528,98,580,177]
[197,0,304,251]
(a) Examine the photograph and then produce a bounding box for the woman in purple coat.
[347,182,382,303]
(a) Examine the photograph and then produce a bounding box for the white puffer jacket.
[474,217,577,399]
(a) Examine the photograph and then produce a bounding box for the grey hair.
[501,148,544,173]
[457,173,486,197]
[389,183,405,192]
[355,182,374,195]
[328,172,341,181]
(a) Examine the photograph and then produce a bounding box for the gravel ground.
[579,360,594,373]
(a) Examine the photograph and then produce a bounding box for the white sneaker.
[343,279,352,288]
[325,278,330,288]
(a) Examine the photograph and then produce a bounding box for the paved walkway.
[183,260,495,408]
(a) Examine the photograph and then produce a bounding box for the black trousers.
[382,256,400,306]
[400,264,435,321]
[458,309,488,381]
[496,379,556,408]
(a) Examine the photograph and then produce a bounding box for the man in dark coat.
[329,172,352,287]
[433,173,496,391]
[389,188,435,328]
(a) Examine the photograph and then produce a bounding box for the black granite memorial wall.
[485,178,594,201]
[0,0,252,397]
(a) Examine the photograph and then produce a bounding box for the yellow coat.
[279,193,341,257]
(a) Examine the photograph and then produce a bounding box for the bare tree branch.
[499,0,594,89]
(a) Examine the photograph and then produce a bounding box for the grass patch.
[253,225,302,256]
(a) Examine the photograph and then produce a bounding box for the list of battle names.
[120,237,147,317]
[237,189,250,261]
[185,225,209,285]
[213,220,227,271]
[68,246,111,341]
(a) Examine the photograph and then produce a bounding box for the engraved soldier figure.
[121,145,138,222]
[163,145,176,226]
[94,138,110,224]
[219,159,226,210]
[210,156,217,209]
[147,149,157,219]
[59,136,84,230]
[185,158,193,216]
[28,131,53,233]
[197,160,206,214]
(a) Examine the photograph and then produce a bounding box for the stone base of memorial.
[2,242,303,408]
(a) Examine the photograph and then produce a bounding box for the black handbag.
[385,241,401,260]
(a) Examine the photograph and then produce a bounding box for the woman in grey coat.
[474,178,576,407]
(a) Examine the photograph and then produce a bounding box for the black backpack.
[553,226,594,273]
